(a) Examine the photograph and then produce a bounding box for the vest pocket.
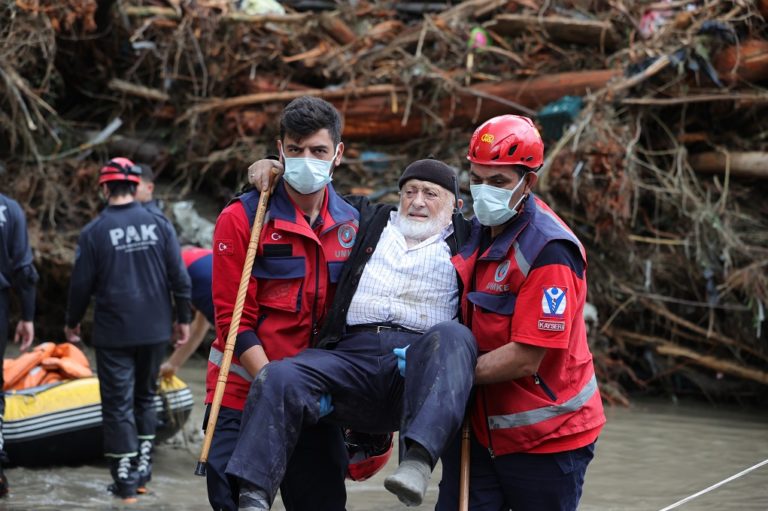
[252,256,305,312]
[467,291,517,315]
[467,292,516,351]
[327,261,344,284]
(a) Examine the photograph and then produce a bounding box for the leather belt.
[346,323,422,335]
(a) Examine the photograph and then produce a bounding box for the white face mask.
[281,145,339,195]
[470,178,527,226]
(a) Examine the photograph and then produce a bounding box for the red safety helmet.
[467,115,544,169]
[345,430,393,482]
[99,157,142,185]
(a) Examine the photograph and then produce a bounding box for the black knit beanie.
[397,159,457,193]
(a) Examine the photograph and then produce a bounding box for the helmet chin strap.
[452,174,461,214]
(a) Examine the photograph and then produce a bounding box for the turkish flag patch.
[216,239,234,256]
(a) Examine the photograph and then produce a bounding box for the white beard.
[396,208,452,242]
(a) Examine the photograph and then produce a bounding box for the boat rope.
[658,457,768,510]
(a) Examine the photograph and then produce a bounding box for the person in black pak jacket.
[0,192,39,497]
[64,157,192,502]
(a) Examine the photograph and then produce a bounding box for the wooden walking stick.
[458,415,471,511]
[195,183,272,476]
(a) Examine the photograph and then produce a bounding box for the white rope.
[658,457,768,511]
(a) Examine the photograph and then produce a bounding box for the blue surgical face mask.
[281,145,339,195]
[470,177,527,226]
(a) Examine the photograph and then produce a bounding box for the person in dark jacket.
[64,157,192,502]
[136,163,165,217]
[0,193,39,497]
[231,158,480,509]
[159,246,214,379]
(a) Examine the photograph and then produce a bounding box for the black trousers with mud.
[0,289,8,451]
[226,321,478,502]
[95,343,166,457]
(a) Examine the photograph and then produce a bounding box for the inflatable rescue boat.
[2,343,194,467]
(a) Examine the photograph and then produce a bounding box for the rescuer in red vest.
[436,115,606,511]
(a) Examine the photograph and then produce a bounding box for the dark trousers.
[437,430,596,511]
[204,405,348,511]
[95,343,166,457]
[0,289,8,421]
[203,405,241,511]
[0,289,8,454]
[226,321,477,502]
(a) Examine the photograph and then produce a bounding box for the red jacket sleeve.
[510,241,586,350]
[212,202,262,355]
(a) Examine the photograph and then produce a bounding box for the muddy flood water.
[2,350,767,510]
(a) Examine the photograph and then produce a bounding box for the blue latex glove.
[318,393,334,418]
[393,345,410,377]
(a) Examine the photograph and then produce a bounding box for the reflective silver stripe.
[105,451,138,458]
[535,202,584,252]
[488,374,598,429]
[208,346,253,382]
[512,240,531,278]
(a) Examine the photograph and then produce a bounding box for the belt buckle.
[375,325,390,333]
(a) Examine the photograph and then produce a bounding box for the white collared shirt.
[346,211,458,332]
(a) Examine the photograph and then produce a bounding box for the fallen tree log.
[177,69,618,141]
[108,79,170,102]
[485,14,618,49]
[608,328,768,387]
[622,91,768,106]
[177,84,403,121]
[689,151,768,179]
[713,38,768,84]
[336,69,620,141]
[639,297,766,360]
[120,5,310,24]
[656,344,768,386]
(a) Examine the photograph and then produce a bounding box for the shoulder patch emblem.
[338,224,356,249]
[541,287,567,317]
[216,239,234,256]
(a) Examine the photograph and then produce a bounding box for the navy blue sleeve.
[13,265,38,321]
[159,217,193,323]
[6,200,37,320]
[65,230,96,328]
[189,254,215,324]
[531,240,585,279]
[234,330,262,358]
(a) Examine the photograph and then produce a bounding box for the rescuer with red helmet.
[64,157,192,502]
[435,115,606,511]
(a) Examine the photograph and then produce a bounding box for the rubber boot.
[135,440,153,494]
[0,457,8,498]
[107,456,140,503]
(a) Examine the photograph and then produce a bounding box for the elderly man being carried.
[229,157,480,510]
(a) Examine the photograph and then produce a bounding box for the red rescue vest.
[206,183,359,410]
[464,196,605,455]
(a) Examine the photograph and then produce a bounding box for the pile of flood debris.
[2,0,767,403]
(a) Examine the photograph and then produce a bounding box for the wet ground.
[3,353,768,510]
